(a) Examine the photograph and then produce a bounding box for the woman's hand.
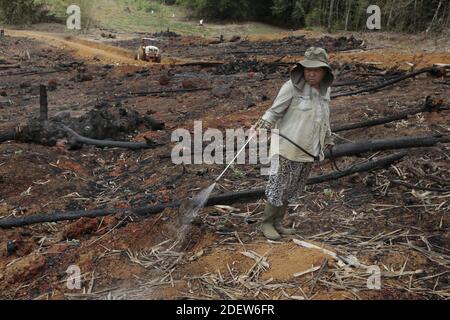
[255,118,272,132]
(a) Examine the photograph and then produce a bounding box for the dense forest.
[0,0,449,33]
[178,0,450,33]
[0,0,60,24]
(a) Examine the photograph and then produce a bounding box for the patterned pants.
[265,155,313,207]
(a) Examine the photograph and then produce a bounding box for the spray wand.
[214,125,258,183]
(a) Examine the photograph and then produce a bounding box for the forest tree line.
[0,0,449,34]
[177,0,450,33]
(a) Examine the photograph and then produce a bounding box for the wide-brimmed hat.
[294,47,334,89]
[299,47,332,70]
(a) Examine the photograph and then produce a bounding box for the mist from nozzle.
[175,182,217,247]
[175,126,258,249]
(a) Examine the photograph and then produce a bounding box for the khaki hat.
[299,47,332,70]
[297,47,334,88]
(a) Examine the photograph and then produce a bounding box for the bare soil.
[0,26,449,300]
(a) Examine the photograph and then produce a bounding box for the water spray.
[180,125,258,226]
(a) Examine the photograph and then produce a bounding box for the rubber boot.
[259,203,281,240]
[274,204,296,235]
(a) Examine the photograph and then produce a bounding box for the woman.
[255,47,335,240]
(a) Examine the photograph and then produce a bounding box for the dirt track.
[0,27,449,300]
[5,29,170,65]
[7,29,450,69]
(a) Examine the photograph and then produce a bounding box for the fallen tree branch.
[331,67,445,98]
[0,129,18,143]
[332,99,449,132]
[389,179,450,193]
[0,152,407,228]
[326,135,449,158]
[1,97,164,148]
[333,80,367,87]
[114,87,212,100]
[1,68,70,77]
[161,134,448,160]
[334,73,405,88]
[0,64,20,70]
[178,62,224,68]
[60,125,159,150]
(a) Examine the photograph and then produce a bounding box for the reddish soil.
[0,27,448,300]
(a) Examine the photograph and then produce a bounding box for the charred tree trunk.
[161,135,449,161]
[0,85,165,149]
[326,135,448,158]
[60,125,159,150]
[0,130,17,143]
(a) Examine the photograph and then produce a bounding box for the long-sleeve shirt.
[261,66,334,162]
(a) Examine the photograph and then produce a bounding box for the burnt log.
[331,67,445,98]
[114,87,212,100]
[161,135,449,160]
[0,99,165,148]
[0,129,18,143]
[326,135,449,158]
[332,98,448,132]
[0,152,407,228]
[0,64,20,70]
[60,124,159,150]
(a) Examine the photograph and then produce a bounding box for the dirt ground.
[0,25,449,300]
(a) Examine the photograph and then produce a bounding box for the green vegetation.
[178,0,450,33]
[1,0,448,35]
[0,0,47,24]
[10,0,278,37]
[37,0,95,29]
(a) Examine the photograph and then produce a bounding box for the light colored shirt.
[261,80,334,162]
[311,88,324,157]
